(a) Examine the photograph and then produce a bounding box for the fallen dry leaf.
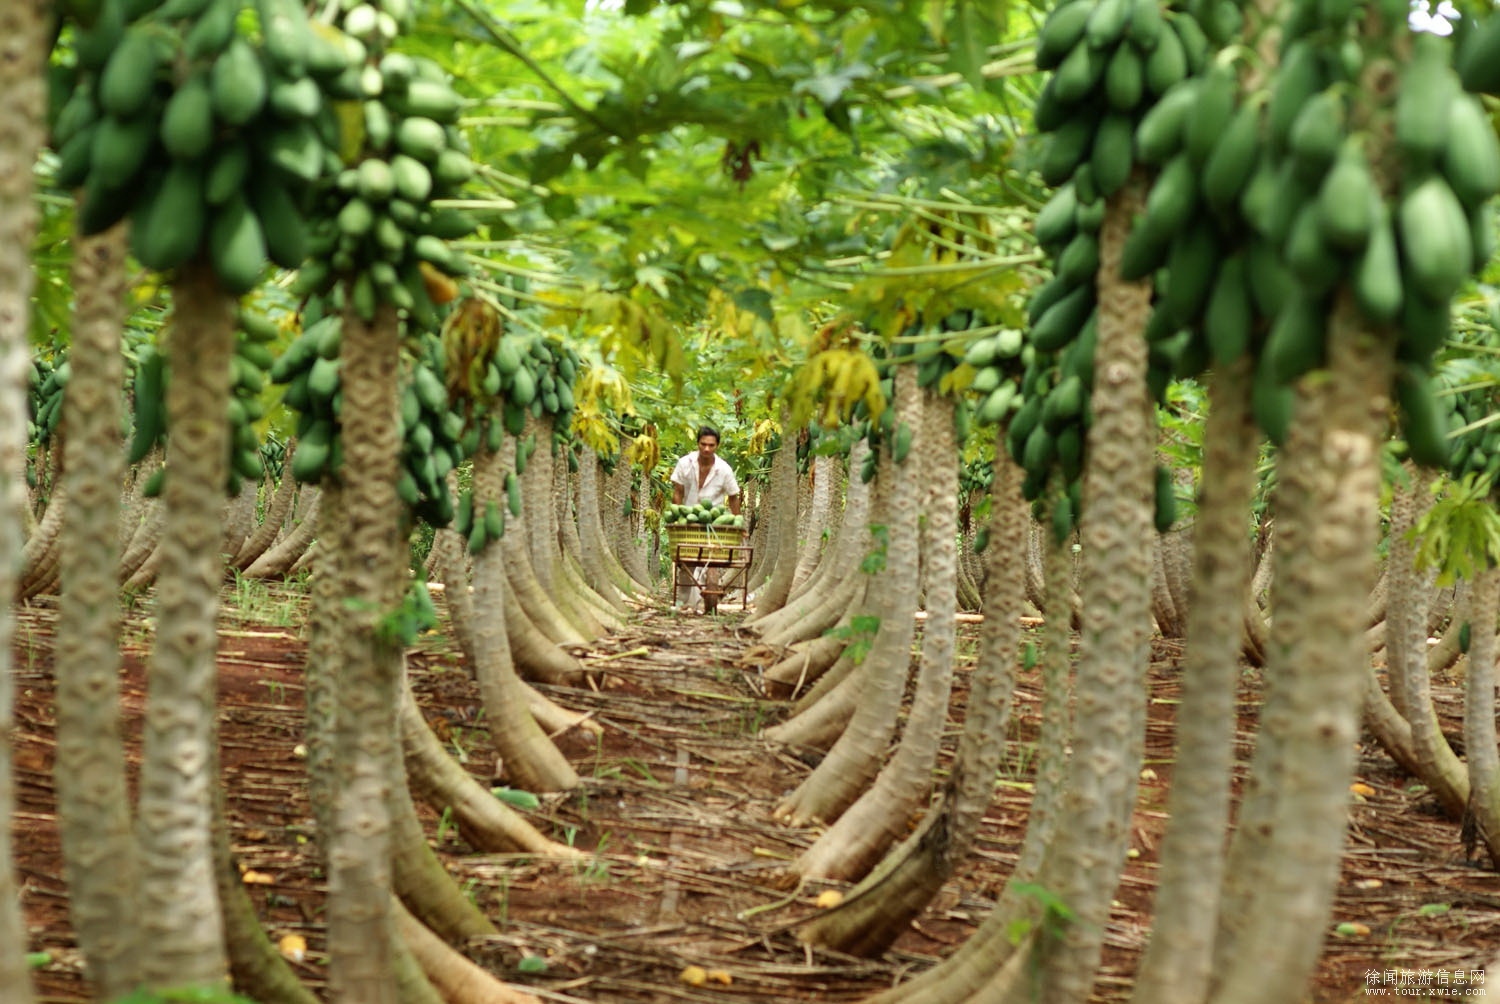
[278,934,307,962]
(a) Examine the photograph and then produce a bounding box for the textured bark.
[18,470,65,599]
[119,477,165,585]
[1384,464,1467,819]
[521,417,557,592]
[571,447,626,607]
[500,523,589,648]
[137,263,234,988]
[430,519,595,734]
[795,392,956,882]
[602,456,650,587]
[389,668,499,945]
[0,7,46,999]
[233,464,301,569]
[762,633,848,698]
[773,366,923,827]
[1032,176,1157,1004]
[791,454,836,593]
[751,430,802,614]
[398,682,579,858]
[305,526,342,845]
[53,225,141,1000]
[752,442,872,643]
[1463,566,1500,865]
[1012,523,1076,887]
[866,522,1072,1003]
[221,479,259,561]
[756,445,861,624]
[799,427,1025,955]
[468,444,579,792]
[325,305,406,1004]
[243,486,321,578]
[502,576,588,685]
[1132,358,1258,1004]
[1212,296,1391,1004]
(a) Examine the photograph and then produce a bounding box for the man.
[670,426,742,612]
[670,425,742,516]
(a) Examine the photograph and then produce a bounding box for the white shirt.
[671,452,740,507]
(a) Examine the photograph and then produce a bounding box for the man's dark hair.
[696,425,721,444]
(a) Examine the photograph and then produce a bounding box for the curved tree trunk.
[575,447,635,602]
[868,515,1076,1003]
[773,365,922,827]
[325,304,406,1004]
[0,6,48,997]
[799,427,1025,955]
[752,441,872,643]
[243,486,322,579]
[1211,296,1391,1004]
[791,454,835,594]
[1131,357,1259,1004]
[1462,565,1500,865]
[392,899,541,1004]
[233,464,301,570]
[794,391,957,882]
[398,680,580,858]
[750,425,801,615]
[53,224,141,1000]
[214,771,319,1004]
[18,468,65,600]
[137,262,234,989]
[1384,464,1467,819]
[467,443,579,792]
[602,455,651,588]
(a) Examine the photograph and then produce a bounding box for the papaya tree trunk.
[53,225,141,1000]
[1027,175,1157,1004]
[799,427,1026,956]
[467,442,579,792]
[1463,564,1500,865]
[751,421,801,614]
[793,391,956,882]
[1132,357,1259,1004]
[772,364,922,827]
[0,6,46,998]
[137,262,234,989]
[325,304,406,1004]
[1211,297,1391,1004]
[1385,463,1467,819]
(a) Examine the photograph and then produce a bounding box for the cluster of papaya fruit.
[664,502,744,529]
[28,356,69,447]
[397,335,467,528]
[266,304,347,483]
[290,0,476,325]
[1019,0,1200,540]
[1443,361,1500,485]
[128,305,278,496]
[56,0,354,290]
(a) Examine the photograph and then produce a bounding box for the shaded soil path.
[12,583,1500,1002]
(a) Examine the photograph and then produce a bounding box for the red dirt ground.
[12,583,1500,1003]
